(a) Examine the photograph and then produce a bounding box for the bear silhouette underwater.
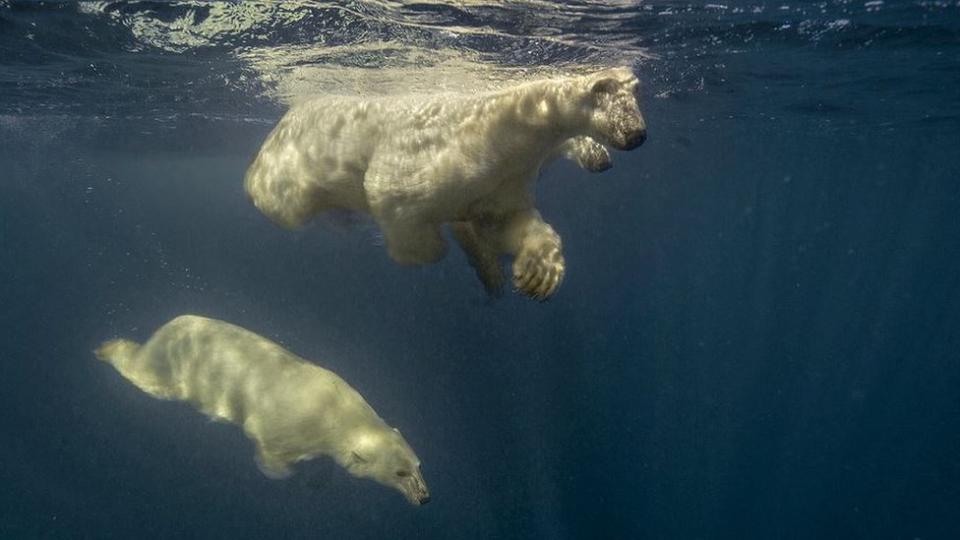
[96,315,430,506]
[245,67,646,300]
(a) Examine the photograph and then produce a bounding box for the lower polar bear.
[245,67,646,299]
[95,315,430,506]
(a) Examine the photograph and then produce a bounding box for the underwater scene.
[1,1,958,538]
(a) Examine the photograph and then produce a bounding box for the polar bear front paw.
[562,136,612,173]
[576,140,612,172]
[512,241,565,300]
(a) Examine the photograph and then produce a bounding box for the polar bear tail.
[95,339,140,365]
[95,339,147,391]
[95,339,179,399]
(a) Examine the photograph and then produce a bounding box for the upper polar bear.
[95,315,430,506]
[245,67,646,299]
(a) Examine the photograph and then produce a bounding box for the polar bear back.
[121,315,381,437]
[244,84,576,229]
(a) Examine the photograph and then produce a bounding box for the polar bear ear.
[351,450,370,464]
[589,68,639,96]
[590,76,619,95]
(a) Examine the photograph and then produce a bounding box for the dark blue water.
[2,1,959,538]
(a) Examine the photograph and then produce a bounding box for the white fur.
[245,67,646,299]
[95,315,429,506]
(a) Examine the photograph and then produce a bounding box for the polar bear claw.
[513,238,565,301]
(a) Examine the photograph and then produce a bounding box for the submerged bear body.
[245,67,646,299]
[96,315,429,506]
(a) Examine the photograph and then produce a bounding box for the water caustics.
[3,0,957,123]
[0,0,647,120]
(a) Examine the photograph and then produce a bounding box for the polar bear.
[245,67,646,299]
[95,315,430,506]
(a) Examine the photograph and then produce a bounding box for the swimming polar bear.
[245,67,646,299]
[95,315,430,506]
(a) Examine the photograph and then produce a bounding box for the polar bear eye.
[396,470,411,478]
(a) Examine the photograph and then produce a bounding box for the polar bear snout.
[400,468,431,505]
[621,125,647,150]
[604,113,646,151]
[587,69,647,151]
[606,93,646,150]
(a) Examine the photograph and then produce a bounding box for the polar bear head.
[345,426,430,505]
[581,67,646,151]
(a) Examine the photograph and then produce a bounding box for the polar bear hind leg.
[381,220,448,265]
[451,221,506,297]
[470,209,565,300]
[509,216,565,300]
[255,445,293,480]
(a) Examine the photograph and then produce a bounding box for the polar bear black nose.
[419,494,431,505]
[625,128,647,150]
